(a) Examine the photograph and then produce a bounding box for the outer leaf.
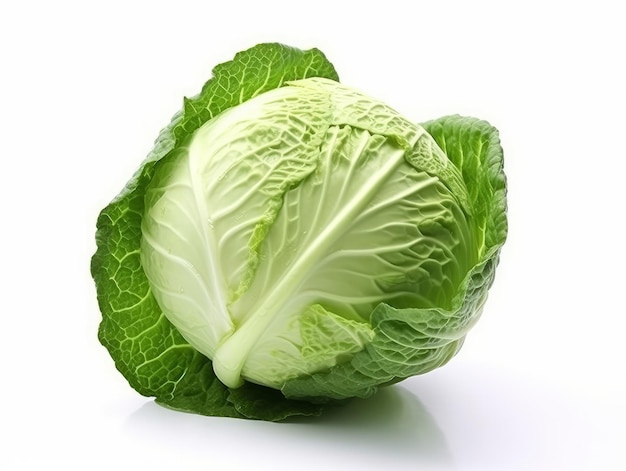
[282,116,506,400]
[91,43,339,420]
[422,115,507,253]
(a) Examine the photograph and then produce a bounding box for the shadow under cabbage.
[126,384,453,466]
[286,385,453,463]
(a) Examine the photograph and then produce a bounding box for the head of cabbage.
[92,43,506,420]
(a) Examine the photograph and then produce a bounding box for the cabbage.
[91,43,507,420]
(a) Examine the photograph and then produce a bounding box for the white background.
[1,1,624,469]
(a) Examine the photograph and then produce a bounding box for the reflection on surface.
[125,385,453,469]
[292,385,453,465]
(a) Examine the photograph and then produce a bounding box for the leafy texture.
[140,77,480,393]
[92,44,339,420]
[282,116,506,400]
[92,44,506,421]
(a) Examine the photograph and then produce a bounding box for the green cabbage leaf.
[91,43,506,420]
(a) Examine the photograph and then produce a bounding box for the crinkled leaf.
[282,116,506,400]
[92,43,339,420]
